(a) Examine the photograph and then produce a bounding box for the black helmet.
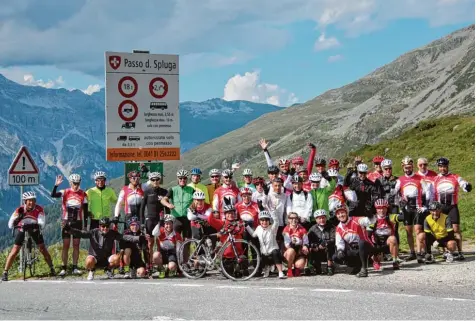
[428,201,442,211]
[99,217,111,226]
[267,165,279,174]
[315,157,326,166]
[436,157,449,166]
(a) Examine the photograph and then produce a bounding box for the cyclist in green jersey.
[86,171,118,230]
[238,169,257,193]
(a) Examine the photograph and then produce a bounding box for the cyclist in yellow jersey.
[86,171,118,230]
[187,168,210,204]
[206,169,221,199]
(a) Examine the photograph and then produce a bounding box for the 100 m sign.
[9,174,39,185]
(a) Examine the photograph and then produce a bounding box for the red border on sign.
[118,76,138,98]
[9,146,39,174]
[118,100,138,122]
[149,77,168,99]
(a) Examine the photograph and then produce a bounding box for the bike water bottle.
[206,238,213,248]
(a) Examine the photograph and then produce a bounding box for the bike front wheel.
[219,239,260,281]
[177,239,209,279]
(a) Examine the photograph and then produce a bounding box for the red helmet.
[292,156,304,166]
[329,158,340,168]
[373,155,385,164]
[127,170,141,178]
[253,177,265,185]
[374,199,389,209]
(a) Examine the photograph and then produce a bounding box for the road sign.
[124,162,163,186]
[105,51,180,162]
[8,146,40,186]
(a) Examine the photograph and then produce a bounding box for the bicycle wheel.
[177,239,208,279]
[219,239,260,281]
[29,244,37,277]
[22,242,28,281]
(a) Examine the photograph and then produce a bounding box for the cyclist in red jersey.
[416,157,436,208]
[51,174,88,277]
[152,215,183,276]
[367,155,385,182]
[114,171,144,226]
[212,169,241,219]
[282,212,309,277]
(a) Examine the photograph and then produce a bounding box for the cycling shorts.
[403,208,428,226]
[91,254,115,268]
[14,229,44,246]
[160,249,177,264]
[145,217,159,235]
[261,249,283,266]
[173,217,191,239]
[129,249,146,269]
[442,205,459,225]
[62,221,82,239]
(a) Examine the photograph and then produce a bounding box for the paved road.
[1,259,474,320]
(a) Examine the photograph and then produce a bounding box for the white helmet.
[221,169,233,177]
[148,172,162,180]
[258,211,272,220]
[93,171,106,180]
[313,209,327,218]
[193,191,206,200]
[164,214,175,222]
[278,158,290,165]
[381,159,392,168]
[327,169,339,177]
[356,164,368,173]
[209,168,221,177]
[176,169,189,178]
[242,168,253,176]
[68,173,81,183]
[309,172,322,182]
[22,191,36,200]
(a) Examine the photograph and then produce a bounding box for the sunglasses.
[211,176,220,178]
[100,225,109,228]
[72,182,80,185]
[150,178,160,182]
[358,172,367,174]
[223,176,231,179]
[418,163,428,166]
[384,168,392,171]
[178,177,187,180]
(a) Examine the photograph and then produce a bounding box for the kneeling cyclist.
[307,209,336,276]
[152,215,183,276]
[2,192,55,281]
[120,217,148,279]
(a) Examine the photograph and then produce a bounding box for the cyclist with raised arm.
[433,157,471,260]
[310,170,337,213]
[120,216,148,279]
[2,192,55,281]
[51,174,88,277]
[188,168,210,205]
[152,215,183,277]
[328,158,345,186]
[86,171,117,230]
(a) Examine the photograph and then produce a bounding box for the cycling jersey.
[8,205,45,230]
[424,213,453,240]
[252,190,268,209]
[140,187,168,222]
[368,214,403,244]
[286,191,313,223]
[328,185,358,215]
[166,185,194,218]
[212,184,240,218]
[238,182,257,193]
[378,175,398,206]
[433,173,469,206]
[310,178,336,212]
[115,185,144,218]
[188,182,210,204]
[54,188,87,221]
[266,190,287,226]
[207,215,245,258]
[86,187,117,220]
[394,174,424,208]
[282,224,309,248]
[335,217,372,251]
[154,227,183,251]
[246,212,279,255]
[235,201,260,227]
[367,171,383,183]
[344,171,382,217]
[206,183,220,200]
[187,204,213,228]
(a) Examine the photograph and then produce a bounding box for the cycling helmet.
[292,174,303,183]
[374,199,389,209]
[222,169,233,178]
[334,204,349,214]
[436,157,449,166]
[291,156,304,166]
[240,187,253,195]
[357,163,368,173]
[192,191,206,200]
[190,168,202,175]
[315,157,326,166]
[242,168,253,176]
[209,168,221,177]
[278,158,290,165]
[428,201,442,211]
[176,169,189,178]
[127,216,140,226]
[99,217,111,226]
[381,159,392,168]
[309,172,322,182]
[329,158,340,168]
[223,204,236,212]
[253,177,265,185]
[313,209,327,218]
[164,214,175,222]
[68,173,81,183]
[22,191,36,200]
[401,156,413,166]
[127,170,140,178]
[258,211,271,220]
[267,165,279,174]
[327,169,339,177]
[94,171,107,180]
[372,155,385,164]
[148,172,161,180]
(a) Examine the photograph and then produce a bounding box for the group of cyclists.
[1,139,472,281]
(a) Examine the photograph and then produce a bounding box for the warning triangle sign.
[9,146,39,174]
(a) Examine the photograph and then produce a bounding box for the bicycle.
[13,219,40,281]
[177,221,260,281]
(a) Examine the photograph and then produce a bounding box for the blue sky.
[0,0,474,106]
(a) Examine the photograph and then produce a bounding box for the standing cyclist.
[86,171,117,230]
[114,170,144,227]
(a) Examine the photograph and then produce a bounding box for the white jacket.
[266,190,287,227]
[286,191,313,223]
[252,190,268,210]
[246,212,279,255]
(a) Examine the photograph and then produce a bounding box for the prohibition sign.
[118,100,138,121]
[149,77,168,99]
[118,76,138,98]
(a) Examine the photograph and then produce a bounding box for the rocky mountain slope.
[160,24,475,184]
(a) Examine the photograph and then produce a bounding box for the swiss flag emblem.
[109,55,121,70]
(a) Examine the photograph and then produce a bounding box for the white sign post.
[105,51,180,162]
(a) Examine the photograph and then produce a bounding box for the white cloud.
[328,54,344,62]
[82,84,101,95]
[1,68,66,89]
[223,71,298,107]
[314,33,340,51]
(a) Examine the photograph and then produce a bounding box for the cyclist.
[416,157,436,211]
[296,167,312,192]
[266,178,288,251]
[206,169,222,198]
[251,177,268,209]
[2,192,55,281]
[114,170,144,227]
[259,138,292,181]
[161,169,195,240]
[120,216,148,279]
[62,217,147,281]
[418,201,458,263]
[282,212,309,277]
[367,155,385,182]
[236,187,260,271]
[188,168,210,204]
[187,191,215,241]
[265,165,280,191]
[328,158,345,186]
[212,169,241,219]
[140,172,168,271]
[277,158,292,181]
[238,169,257,193]
[310,170,337,213]
[152,215,183,277]
[86,171,117,230]
[368,199,403,270]
[307,209,336,276]
[245,210,287,279]
[51,174,88,277]
[328,183,358,226]
[377,159,399,214]
[286,175,313,230]
[433,157,471,260]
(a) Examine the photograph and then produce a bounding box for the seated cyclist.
[307,209,336,276]
[187,191,215,242]
[282,212,309,278]
[62,217,147,281]
[2,192,55,281]
[152,215,183,277]
[120,217,148,279]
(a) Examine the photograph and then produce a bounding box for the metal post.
[18,186,24,273]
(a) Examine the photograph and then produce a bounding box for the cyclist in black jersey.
[139,172,168,271]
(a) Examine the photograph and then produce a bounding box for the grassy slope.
[342,115,475,246]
